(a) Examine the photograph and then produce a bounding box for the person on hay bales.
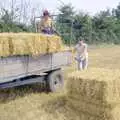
[74,39,88,70]
[38,10,56,35]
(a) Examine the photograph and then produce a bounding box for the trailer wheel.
[47,70,64,92]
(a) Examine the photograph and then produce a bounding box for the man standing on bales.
[74,39,88,70]
[38,10,54,34]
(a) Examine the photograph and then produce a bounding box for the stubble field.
[0,45,120,120]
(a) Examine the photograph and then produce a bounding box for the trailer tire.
[47,70,64,92]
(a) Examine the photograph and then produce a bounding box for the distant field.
[89,45,120,69]
[0,45,120,120]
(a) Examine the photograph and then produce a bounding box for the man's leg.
[82,58,88,70]
[78,60,83,70]
[75,56,83,70]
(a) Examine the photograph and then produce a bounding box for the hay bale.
[0,33,65,57]
[11,34,30,55]
[24,33,48,56]
[67,68,120,104]
[47,35,62,53]
[67,68,120,120]
[0,34,11,57]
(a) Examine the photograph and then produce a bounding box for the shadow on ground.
[0,83,48,103]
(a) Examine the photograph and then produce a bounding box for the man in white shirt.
[74,39,88,70]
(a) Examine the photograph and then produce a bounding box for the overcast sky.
[35,0,119,15]
[0,0,119,15]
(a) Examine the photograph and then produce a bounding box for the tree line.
[56,3,120,44]
[0,0,120,44]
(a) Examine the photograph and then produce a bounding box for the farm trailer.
[0,50,72,92]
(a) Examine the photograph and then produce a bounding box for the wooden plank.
[0,51,72,84]
[28,54,52,73]
[51,51,72,69]
[0,56,29,83]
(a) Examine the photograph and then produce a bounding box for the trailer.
[0,50,71,92]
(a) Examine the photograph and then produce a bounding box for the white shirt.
[75,43,88,59]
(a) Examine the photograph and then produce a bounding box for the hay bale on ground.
[67,68,120,120]
[67,68,120,104]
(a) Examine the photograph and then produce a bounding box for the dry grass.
[88,45,120,69]
[0,45,120,120]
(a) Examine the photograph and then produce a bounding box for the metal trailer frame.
[34,15,74,46]
[0,15,73,91]
[0,50,71,91]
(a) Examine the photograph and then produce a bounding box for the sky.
[34,0,119,15]
[0,0,119,16]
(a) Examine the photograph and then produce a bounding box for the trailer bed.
[0,50,71,84]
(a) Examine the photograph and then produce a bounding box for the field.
[0,45,120,120]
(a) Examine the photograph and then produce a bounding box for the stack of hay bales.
[67,68,120,120]
[47,35,62,53]
[0,33,65,57]
[0,33,11,57]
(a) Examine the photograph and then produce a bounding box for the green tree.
[0,8,30,32]
[115,3,120,18]
[56,4,75,44]
[74,12,92,43]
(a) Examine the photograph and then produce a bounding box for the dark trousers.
[41,29,54,34]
